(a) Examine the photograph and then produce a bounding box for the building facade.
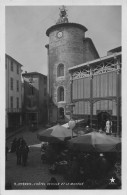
[22,72,47,128]
[69,48,121,135]
[46,6,99,123]
[5,54,23,130]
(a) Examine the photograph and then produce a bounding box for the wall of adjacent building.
[6,54,22,128]
[22,73,48,125]
[23,75,39,111]
[39,75,48,123]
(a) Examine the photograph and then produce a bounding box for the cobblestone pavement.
[6,127,76,190]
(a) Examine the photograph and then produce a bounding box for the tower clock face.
[57,31,63,38]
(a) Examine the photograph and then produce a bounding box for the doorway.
[97,111,111,130]
[26,112,38,127]
[58,107,64,119]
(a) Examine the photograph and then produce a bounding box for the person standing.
[22,143,29,166]
[105,119,112,135]
[96,153,110,178]
[16,138,23,165]
[10,137,17,153]
[110,120,112,134]
[70,156,79,182]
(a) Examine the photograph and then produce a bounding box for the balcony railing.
[6,108,22,113]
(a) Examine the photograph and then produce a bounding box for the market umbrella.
[67,131,121,152]
[37,124,77,143]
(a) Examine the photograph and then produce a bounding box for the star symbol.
[110,177,115,183]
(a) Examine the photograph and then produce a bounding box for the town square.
[1,2,125,192]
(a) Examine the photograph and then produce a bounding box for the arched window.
[57,86,64,102]
[57,64,64,77]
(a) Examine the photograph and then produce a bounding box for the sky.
[5,5,121,75]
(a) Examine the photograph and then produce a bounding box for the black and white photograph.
[0,0,127,194]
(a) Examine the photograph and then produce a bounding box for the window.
[57,86,64,102]
[44,77,47,84]
[10,96,13,108]
[44,100,47,105]
[17,80,19,92]
[44,88,46,96]
[28,77,35,95]
[28,99,32,107]
[17,65,19,74]
[57,63,64,77]
[29,84,34,95]
[11,61,13,71]
[17,97,19,109]
[10,78,13,90]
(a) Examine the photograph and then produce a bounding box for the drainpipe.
[90,68,93,129]
[116,57,120,136]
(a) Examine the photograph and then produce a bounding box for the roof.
[83,37,100,58]
[6,54,23,67]
[108,46,122,53]
[22,71,47,78]
[69,52,121,72]
[46,22,87,36]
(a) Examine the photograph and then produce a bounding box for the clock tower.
[45,6,99,123]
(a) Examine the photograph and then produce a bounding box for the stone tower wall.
[48,26,85,106]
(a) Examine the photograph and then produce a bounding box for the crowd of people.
[68,152,118,182]
[5,118,120,189]
[6,137,29,166]
[40,137,121,189]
